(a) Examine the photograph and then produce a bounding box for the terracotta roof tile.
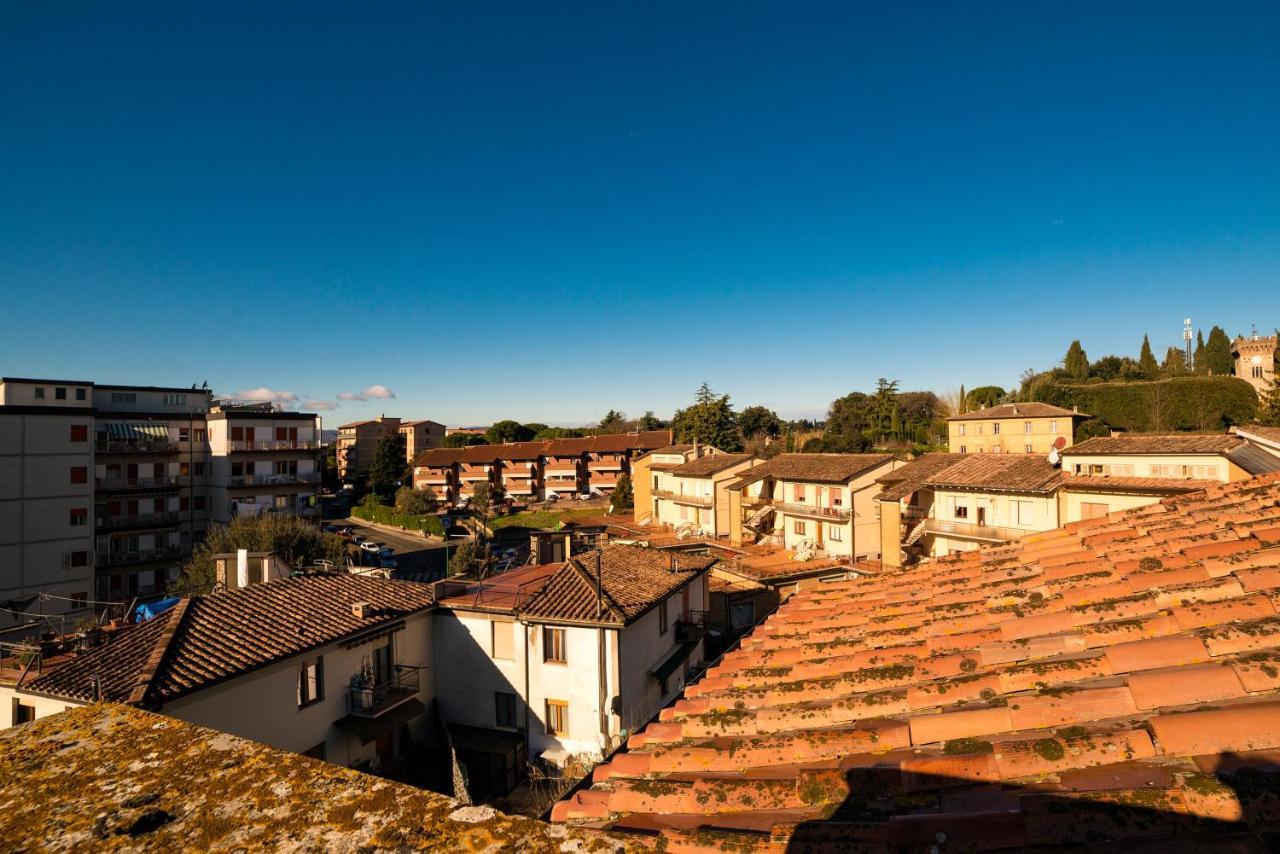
[946,402,1082,422]
[924,454,1063,493]
[1064,433,1244,456]
[555,473,1280,850]
[667,453,755,478]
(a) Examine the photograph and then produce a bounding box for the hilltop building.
[1233,329,1277,396]
[947,402,1088,455]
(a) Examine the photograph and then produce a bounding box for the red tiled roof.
[586,430,675,454]
[554,473,1280,850]
[1064,434,1244,456]
[667,453,754,478]
[947,403,1084,422]
[414,448,465,467]
[518,544,714,626]
[728,453,896,489]
[924,454,1063,493]
[875,453,970,501]
[25,575,435,706]
[1059,476,1221,495]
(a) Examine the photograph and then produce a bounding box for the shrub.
[351,502,444,537]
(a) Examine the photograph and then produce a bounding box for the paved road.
[337,518,455,581]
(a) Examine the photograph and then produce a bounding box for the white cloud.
[337,384,397,402]
[235,387,299,404]
[304,399,338,411]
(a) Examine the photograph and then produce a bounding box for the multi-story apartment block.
[1233,330,1277,396]
[649,452,757,538]
[497,442,546,500]
[0,378,97,626]
[336,416,401,482]
[207,403,322,523]
[398,419,444,463]
[0,378,322,630]
[542,438,590,498]
[726,453,902,560]
[947,402,1088,454]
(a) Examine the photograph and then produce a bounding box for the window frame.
[495,691,517,728]
[297,656,324,709]
[658,600,668,636]
[543,627,567,664]
[545,699,569,736]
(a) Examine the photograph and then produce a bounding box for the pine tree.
[1161,347,1187,376]
[1203,326,1234,376]
[672,383,743,451]
[1064,340,1089,381]
[1138,335,1159,379]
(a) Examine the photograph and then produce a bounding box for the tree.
[368,434,405,501]
[443,433,487,448]
[533,426,584,439]
[1193,330,1206,374]
[869,378,900,442]
[522,423,549,436]
[638,411,664,431]
[1064,340,1090,381]
[1202,326,1234,376]
[738,406,782,439]
[802,434,870,453]
[937,388,966,418]
[599,410,626,431]
[1138,335,1159,380]
[395,485,436,516]
[469,481,505,526]
[825,391,874,435]
[1075,418,1112,443]
[671,383,743,451]
[485,420,534,444]
[1090,355,1140,382]
[966,386,1006,410]
[448,539,486,578]
[610,474,634,513]
[173,515,347,595]
[1161,347,1188,376]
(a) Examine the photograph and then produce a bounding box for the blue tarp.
[136,597,180,622]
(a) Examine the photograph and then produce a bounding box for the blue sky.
[1,3,1278,425]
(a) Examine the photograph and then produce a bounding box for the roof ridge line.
[566,555,625,621]
[125,597,193,708]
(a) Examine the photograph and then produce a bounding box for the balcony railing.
[544,467,579,476]
[546,480,580,491]
[347,665,421,718]
[97,546,183,567]
[96,511,182,531]
[675,610,710,644]
[588,460,623,471]
[225,472,321,487]
[228,440,320,452]
[654,489,713,507]
[96,476,180,492]
[95,440,179,455]
[771,501,852,522]
[923,518,1031,544]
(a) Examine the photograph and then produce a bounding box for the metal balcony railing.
[771,501,852,522]
[97,546,183,567]
[96,476,180,492]
[654,489,712,507]
[225,472,321,487]
[228,440,320,451]
[95,440,179,454]
[96,511,182,531]
[347,664,421,718]
[675,610,710,644]
[923,518,1031,544]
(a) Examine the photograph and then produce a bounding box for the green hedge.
[1030,376,1257,433]
[351,504,445,536]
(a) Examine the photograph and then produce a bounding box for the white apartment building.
[650,452,757,538]
[205,403,322,523]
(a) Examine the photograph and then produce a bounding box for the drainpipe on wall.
[523,621,532,763]
[598,626,608,753]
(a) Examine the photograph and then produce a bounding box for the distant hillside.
[1029,375,1257,434]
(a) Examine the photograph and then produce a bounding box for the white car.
[359,541,383,554]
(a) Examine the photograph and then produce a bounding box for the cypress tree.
[1193,330,1206,373]
[1203,326,1234,376]
[1064,340,1089,381]
[1138,335,1159,379]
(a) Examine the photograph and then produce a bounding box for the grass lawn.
[488,507,618,533]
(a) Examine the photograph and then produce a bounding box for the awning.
[335,698,426,745]
[103,423,169,441]
[649,641,697,683]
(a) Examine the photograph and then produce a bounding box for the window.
[70,424,88,442]
[34,387,45,399]
[827,525,843,542]
[75,388,86,401]
[111,392,136,404]
[194,429,207,443]
[69,508,87,527]
[55,387,66,400]
[11,700,35,726]
[179,496,189,512]
[729,601,756,630]
[1104,464,1135,477]
[70,467,87,485]
[1012,500,1033,525]
[954,504,969,519]
[992,423,1000,435]
[194,496,206,511]
[1025,445,1033,454]
[179,462,190,477]
[1050,420,1058,432]
[1081,501,1110,520]
[1090,464,1104,475]
[658,600,668,635]
[543,627,566,663]
[68,551,89,567]
[179,427,190,442]
[297,657,324,707]
[792,484,805,502]
[193,462,205,476]
[957,424,966,436]
[545,700,569,736]
[976,425,983,435]
[492,620,514,659]
[1253,366,1264,379]
[164,393,187,406]
[495,692,517,728]
[793,520,807,536]
[1024,421,1032,434]
[959,445,967,454]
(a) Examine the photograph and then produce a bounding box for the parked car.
[359,541,383,554]
[353,534,367,544]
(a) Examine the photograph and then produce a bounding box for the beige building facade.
[336,416,401,482]
[947,402,1086,455]
[1233,331,1277,397]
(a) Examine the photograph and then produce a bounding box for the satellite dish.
[1053,436,1068,451]
[1048,449,1061,467]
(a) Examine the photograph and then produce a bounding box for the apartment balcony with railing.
[922,517,1031,544]
[96,510,182,532]
[225,472,321,488]
[95,475,181,493]
[228,439,321,452]
[95,439,179,455]
[96,545,184,567]
[654,489,713,507]
[772,501,852,522]
[347,664,421,718]
[588,457,624,472]
[545,476,581,492]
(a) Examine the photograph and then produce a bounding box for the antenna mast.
[1183,317,1194,370]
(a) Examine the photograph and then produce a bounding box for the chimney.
[1073,405,1079,413]
[352,602,374,619]
[237,549,250,589]
[692,441,701,459]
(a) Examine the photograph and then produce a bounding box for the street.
[337,518,454,581]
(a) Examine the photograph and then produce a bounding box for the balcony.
[546,479,580,491]
[654,489,712,507]
[95,440,179,455]
[772,501,852,522]
[459,472,491,482]
[923,518,1031,544]
[228,440,320,452]
[588,460,623,471]
[96,511,182,531]
[544,467,579,477]
[225,472,321,487]
[675,610,709,643]
[347,665,421,718]
[97,546,183,567]
[96,476,180,493]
